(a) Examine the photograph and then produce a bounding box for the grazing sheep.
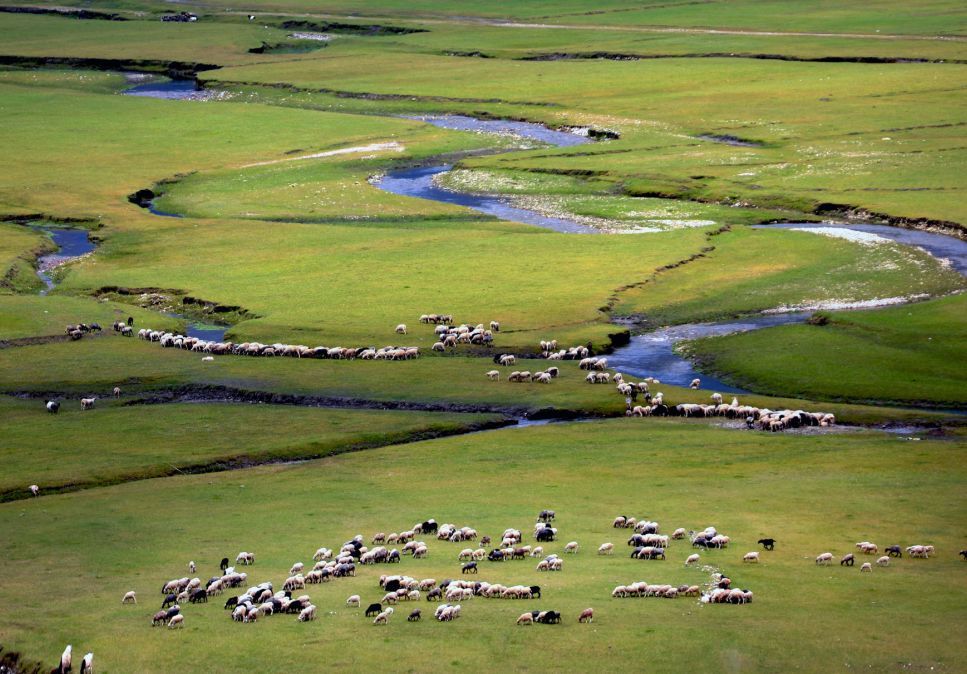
[151,610,167,626]
[743,552,760,563]
[346,595,360,607]
[710,392,723,404]
[517,612,533,626]
[841,553,855,566]
[80,653,93,674]
[365,603,382,617]
[373,607,394,625]
[885,545,902,558]
[757,538,776,551]
[876,556,890,567]
[168,614,185,628]
[486,370,500,381]
[395,324,407,335]
[671,528,686,540]
[860,562,872,572]
[29,484,39,497]
[60,645,72,673]
[298,604,316,622]
[816,552,834,565]
[685,553,700,566]
[564,541,579,554]
[856,542,878,555]
[45,400,60,414]
[121,591,137,604]
[188,561,195,574]
[81,397,96,410]
[598,543,614,555]
[408,609,422,622]
[690,378,700,389]
[578,608,594,624]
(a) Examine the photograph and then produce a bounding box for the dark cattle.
[886,545,903,558]
[461,562,477,574]
[189,589,207,604]
[757,538,776,551]
[529,585,541,599]
[384,579,402,593]
[164,606,180,620]
[408,609,422,622]
[365,603,382,617]
[220,557,230,572]
[224,596,238,610]
[162,594,177,608]
[426,588,442,602]
[536,528,555,543]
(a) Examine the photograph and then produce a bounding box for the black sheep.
[461,562,477,574]
[421,520,438,534]
[757,538,776,551]
[536,528,555,542]
[162,593,177,608]
[224,596,238,610]
[220,557,230,572]
[189,589,207,604]
[408,609,421,622]
[886,545,903,558]
[365,603,382,617]
[385,579,402,593]
[529,585,541,599]
[164,606,180,620]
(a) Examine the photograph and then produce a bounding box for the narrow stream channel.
[35,227,96,295]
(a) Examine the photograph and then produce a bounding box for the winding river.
[117,84,967,391]
[35,227,95,295]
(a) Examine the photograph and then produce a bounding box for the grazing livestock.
[395,324,407,335]
[29,484,39,496]
[121,591,137,604]
[685,553,700,566]
[578,608,594,624]
[373,607,394,625]
[113,386,121,399]
[408,609,422,622]
[461,562,477,574]
[885,545,902,558]
[816,552,834,565]
[690,378,700,389]
[564,541,579,554]
[840,553,855,567]
[876,556,891,567]
[860,562,873,572]
[80,397,96,410]
[220,557,230,572]
[346,595,360,607]
[517,612,533,625]
[80,653,93,674]
[960,550,967,560]
[188,561,195,574]
[743,552,760,563]
[46,400,60,414]
[60,645,72,674]
[168,614,185,628]
[365,603,382,617]
[151,610,167,626]
[486,370,500,381]
[598,543,614,555]
[757,538,776,551]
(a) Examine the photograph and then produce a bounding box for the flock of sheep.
[815,543,938,572]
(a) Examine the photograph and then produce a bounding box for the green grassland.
[0,4,965,670]
[682,294,967,406]
[0,420,963,673]
[0,336,959,429]
[0,397,497,495]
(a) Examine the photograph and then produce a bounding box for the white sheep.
[395,324,407,335]
[168,614,185,628]
[289,562,305,576]
[690,378,701,389]
[876,556,890,566]
[188,561,195,574]
[816,552,834,565]
[29,484,39,496]
[81,397,96,410]
[743,551,759,563]
[597,543,614,555]
[860,562,872,572]
[711,393,723,404]
[121,590,137,604]
[80,652,93,674]
[373,606,394,624]
[486,370,500,381]
[564,541,579,554]
[60,645,72,674]
[685,553,700,566]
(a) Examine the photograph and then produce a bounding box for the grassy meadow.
[0,2,964,671]
[0,421,963,672]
